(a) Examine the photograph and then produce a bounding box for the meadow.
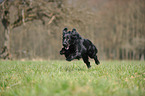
[0,60,145,96]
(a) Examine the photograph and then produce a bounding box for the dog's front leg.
[66,53,79,61]
[66,54,75,61]
[66,48,81,61]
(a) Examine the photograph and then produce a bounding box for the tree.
[0,0,61,59]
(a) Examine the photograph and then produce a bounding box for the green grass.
[0,60,145,96]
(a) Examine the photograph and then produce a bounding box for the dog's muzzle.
[63,43,69,50]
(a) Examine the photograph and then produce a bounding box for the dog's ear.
[72,28,76,34]
[71,28,82,39]
[71,28,77,39]
[63,27,68,33]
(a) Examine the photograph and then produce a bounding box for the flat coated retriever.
[60,28,100,68]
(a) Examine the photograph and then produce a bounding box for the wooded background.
[0,0,144,60]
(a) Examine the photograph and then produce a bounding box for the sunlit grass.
[0,60,145,96]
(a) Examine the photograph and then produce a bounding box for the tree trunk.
[0,27,11,60]
[126,49,128,60]
[122,48,125,60]
[116,48,120,60]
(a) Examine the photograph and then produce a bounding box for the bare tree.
[0,0,60,59]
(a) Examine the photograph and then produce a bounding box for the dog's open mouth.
[64,45,69,50]
[63,44,69,50]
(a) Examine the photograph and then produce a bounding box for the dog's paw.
[66,55,74,61]
[95,60,100,65]
[87,65,91,69]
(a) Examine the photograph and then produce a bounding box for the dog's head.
[62,28,76,49]
[62,28,71,50]
[62,28,81,50]
[63,33,72,50]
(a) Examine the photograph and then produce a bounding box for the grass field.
[0,60,145,96]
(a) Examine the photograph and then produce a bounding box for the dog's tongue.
[66,46,69,50]
[65,45,69,50]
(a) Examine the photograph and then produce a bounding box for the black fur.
[60,28,100,68]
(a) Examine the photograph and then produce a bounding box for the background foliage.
[0,0,144,60]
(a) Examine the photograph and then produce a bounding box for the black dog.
[60,28,100,68]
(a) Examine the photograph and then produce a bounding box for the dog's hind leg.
[82,55,91,68]
[94,55,100,65]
